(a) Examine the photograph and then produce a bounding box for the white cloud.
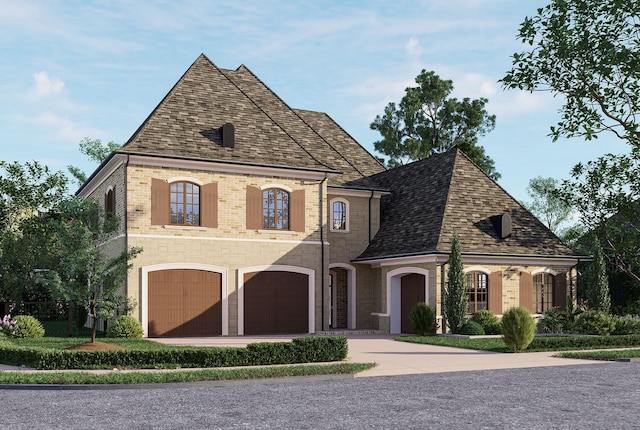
[405,37,423,57]
[30,72,65,98]
[31,112,102,143]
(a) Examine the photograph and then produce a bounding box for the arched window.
[170,181,200,225]
[105,187,115,218]
[534,273,554,313]
[332,201,346,230]
[263,188,289,229]
[467,271,488,314]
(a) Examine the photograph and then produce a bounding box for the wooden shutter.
[488,271,503,314]
[289,189,306,232]
[200,182,218,228]
[519,272,534,313]
[246,186,263,229]
[151,179,170,225]
[554,273,567,310]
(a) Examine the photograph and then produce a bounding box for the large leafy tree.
[443,232,468,333]
[0,161,69,302]
[502,0,640,145]
[522,176,572,236]
[371,70,499,178]
[39,198,141,342]
[67,137,121,186]
[502,0,640,285]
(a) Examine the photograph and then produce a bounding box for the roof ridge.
[225,65,335,172]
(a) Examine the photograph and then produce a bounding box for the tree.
[443,232,468,333]
[0,161,69,302]
[584,236,612,313]
[502,0,640,146]
[371,70,499,178]
[39,197,141,343]
[67,137,121,186]
[522,176,572,236]
[502,0,640,284]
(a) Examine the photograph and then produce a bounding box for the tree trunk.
[90,301,97,343]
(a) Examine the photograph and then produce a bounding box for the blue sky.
[0,0,628,201]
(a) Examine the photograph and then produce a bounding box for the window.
[105,187,115,218]
[330,198,349,232]
[534,273,554,313]
[467,271,488,314]
[263,188,289,229]
[170,182,200,225]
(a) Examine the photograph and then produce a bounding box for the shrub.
[613,317,640,335]
[11,315,45,339]
[0,315,17,337]
[107,315,144,339]
[501,307,536,352]
[460,320,485,336]
[574,310,616,336]
[471,310,501,335]
[409,302,437,335]
[537,307,568,334]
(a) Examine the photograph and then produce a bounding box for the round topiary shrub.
[11,315,45,339]
[460,320,485,335]
[107,315,144,339]
[501,306,536,352]
[471,310,501,335]
[574,310,616,336]
[409,302,437,336]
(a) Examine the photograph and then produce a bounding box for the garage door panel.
[244,271,308,335]
[148,269,222,337]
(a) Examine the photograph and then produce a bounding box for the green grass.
[1,336,171,350]
[555,349,640,361]
[0,362,376,385]
[396,335,509,352]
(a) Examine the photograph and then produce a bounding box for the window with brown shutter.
[246,186,263,229]
[554,273,567,310]
[289,189,305,232]
[200,183,218,228]
[246,186,305,231]
[151,178,170,225]
[519,272,534,313]
[488,271,503,314]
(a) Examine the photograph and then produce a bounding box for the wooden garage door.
[148,269,222,337]
[244,271,308,335]
[401,273,425,334]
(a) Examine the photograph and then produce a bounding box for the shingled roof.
[117,54,384,185]
[353,148,581,262]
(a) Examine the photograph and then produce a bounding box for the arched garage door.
[244,271,308,335]
[148,269,222,337]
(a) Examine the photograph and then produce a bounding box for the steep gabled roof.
[117,54,384,183]
[354,148,581,261]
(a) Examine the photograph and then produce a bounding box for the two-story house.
[78,54,585,337]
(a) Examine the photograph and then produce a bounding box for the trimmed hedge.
[0,336,348,370]
[528,334,640,351]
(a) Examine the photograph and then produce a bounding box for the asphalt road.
[1,362,637,429]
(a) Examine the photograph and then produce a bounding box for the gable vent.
[219,123,235,148]
[499,213,512,239]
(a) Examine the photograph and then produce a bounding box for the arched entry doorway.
[388,268,429,334]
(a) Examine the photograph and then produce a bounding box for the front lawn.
[396,334,640,353]
[556,349,640,361]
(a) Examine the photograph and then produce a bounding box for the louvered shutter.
[151,179,170,225]
[200,183,218,228]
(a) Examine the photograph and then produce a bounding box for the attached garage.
[147,269,222,337]
[243,271,309,335]
[400,273,426,334]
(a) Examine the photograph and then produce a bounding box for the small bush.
[471,310,501,335]
[460,320,485,335]
[501,307,536,352]
[574,310,616,336]
[613,317,640,335]
[107,315,144,339]
[409,302,437,336]
[12,315,45,339]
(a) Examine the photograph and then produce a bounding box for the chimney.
[219,123,235,148]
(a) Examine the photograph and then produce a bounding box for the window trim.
[533,273,555,314]
[329,197,350,232]
[466,271,489,314]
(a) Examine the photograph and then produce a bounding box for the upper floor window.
[330,198,349,232]
[104,187,115,218]
[170,182,200,226]
[534,273,554,313]
[467,271,488,314]
[263,188,289,230]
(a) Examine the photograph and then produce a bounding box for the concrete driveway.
[153,334,606,377]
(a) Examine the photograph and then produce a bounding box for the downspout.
[124,155,130,311]
[319,175,328,331]
[368,190,374,241]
